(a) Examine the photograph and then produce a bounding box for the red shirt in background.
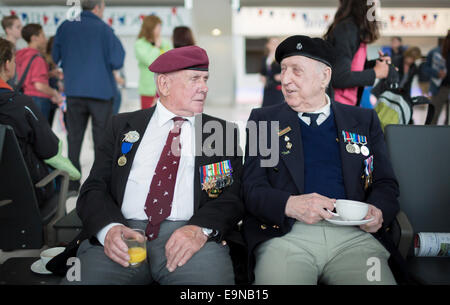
[15,47,51,99]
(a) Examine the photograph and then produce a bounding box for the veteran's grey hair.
[315,61,332,89]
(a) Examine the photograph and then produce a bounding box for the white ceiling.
[1,0,449,7]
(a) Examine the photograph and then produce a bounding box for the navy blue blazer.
[242,101,400,276]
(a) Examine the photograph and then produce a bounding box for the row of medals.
[346,142,370,156]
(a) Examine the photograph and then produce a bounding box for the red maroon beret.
[148,45,209,73]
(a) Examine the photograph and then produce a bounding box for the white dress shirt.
[97,101,196,245]
[298,94,331,126]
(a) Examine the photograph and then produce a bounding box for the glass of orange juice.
[123,229,147,267]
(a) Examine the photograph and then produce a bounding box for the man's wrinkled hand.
[165,225,207,272]
[359,204,383,233]
[285,193,336,225]
[104,225,146,267]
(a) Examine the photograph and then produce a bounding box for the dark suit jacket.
[47,107,245,276]
[78,107,244,242]
[242,101,401,281]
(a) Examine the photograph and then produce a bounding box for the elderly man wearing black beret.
[242,35,402,285]
[59,46,244,285]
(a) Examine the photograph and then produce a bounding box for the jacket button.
[260,224,267,230]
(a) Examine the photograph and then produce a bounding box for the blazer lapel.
[332,102,362,198]
[193,114,203,212]
[116,107,156,206]
[279,104,305,194]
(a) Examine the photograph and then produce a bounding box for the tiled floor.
[0,89,447,263]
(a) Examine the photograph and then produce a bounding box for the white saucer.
[325,215,374,226]
[31,259,52,275]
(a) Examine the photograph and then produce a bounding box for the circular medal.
[118,155,127,166]
[361,145,370,156]
[346,143,355,153]
[353,144,360,154]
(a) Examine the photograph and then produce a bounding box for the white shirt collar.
[155,100,195,127]
[299,94,331,116]
[297,94,332,126]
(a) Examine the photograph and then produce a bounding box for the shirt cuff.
[96,223,124,246]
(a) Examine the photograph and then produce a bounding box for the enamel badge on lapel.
[279,127,292,155]
[118,130,140,167]
[200,160,233,198]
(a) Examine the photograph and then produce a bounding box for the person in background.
[52,0,125,192]
[112,69,125,114]
[398,47,422,98]
[135,15,172,109]
[45,35,64,127]
[418,56,431,97]
[324,0,390,106]
[260,37,284,107]
[422,37,447,98]
[388,36,406,69]
[1,15,23,87]
[1,15,22,46]
[172,26,195,48]
[430,30,450,125]
[16,24,63,121]
[0,38,80,207]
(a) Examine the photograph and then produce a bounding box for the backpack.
[14,53,42,93]
[371,65,434,131]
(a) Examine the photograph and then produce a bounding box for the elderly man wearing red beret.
[58,46,244,285]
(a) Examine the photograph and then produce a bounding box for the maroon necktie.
[145,117,186,240]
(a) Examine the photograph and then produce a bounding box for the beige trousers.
[254,220,396,285]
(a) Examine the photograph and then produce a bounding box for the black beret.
[275,35,336,68]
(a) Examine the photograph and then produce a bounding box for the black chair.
[385,124,450,285]
[0,124,70,250]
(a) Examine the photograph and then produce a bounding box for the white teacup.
[328,199,368,221]
[40,247,65,267]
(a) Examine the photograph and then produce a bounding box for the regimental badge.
[279,126,292,155]
[123,130,140,143]
[118,131,141,167]
[200,160,233,198]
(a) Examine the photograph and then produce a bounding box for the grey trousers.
[253,220,396,285]
[61,220,235,285]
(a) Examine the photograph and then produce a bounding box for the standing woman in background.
[172,26,195,48]
[135,15,171,109]
[260,37,284,107]
[324,0,390,106]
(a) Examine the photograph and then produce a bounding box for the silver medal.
[346,143,355,153]
[353,144,360,154]
[361,145,370,156]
